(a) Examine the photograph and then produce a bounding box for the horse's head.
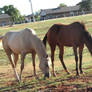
[39,55,51,78]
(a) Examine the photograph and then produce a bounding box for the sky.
[0,0,82,15]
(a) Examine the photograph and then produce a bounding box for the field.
[0,14,92,92]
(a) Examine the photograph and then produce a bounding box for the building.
[40,5,81,20]
[25,14,35,23]
[0,14,12,26]
[82,0,92,1]
[81,0,92,11]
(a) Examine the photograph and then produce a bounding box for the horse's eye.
[46,63,48,67]
[45,54,48,58]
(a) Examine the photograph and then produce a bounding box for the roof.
[0,14,11,19]
[40,5,80,16]
[26,15,32,17]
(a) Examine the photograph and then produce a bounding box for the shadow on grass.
[1,66,92,92]
[1,73,92,92]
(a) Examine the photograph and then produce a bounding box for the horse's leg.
[73,46,79,76]
[32,51,36,76]
[79,44,84,74]
[59,46,69,74]
[20,53,26,81]
[5,50,20,81]
[50,45,56,76]
[13,53,19,67]
[12,53,20,81]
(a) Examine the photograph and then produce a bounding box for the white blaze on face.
[0,41,3,49]
[39,56,51,75]
[47,57,51,68]
[47,56,51,77]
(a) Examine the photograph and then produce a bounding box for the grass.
[0,14,92,91]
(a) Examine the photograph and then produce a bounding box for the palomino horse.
[0,28,50,82]
[43,22,92,76]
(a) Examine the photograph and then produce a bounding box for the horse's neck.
[35,42,47,59]
[37,47,46,60]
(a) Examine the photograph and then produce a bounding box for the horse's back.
[47,22,85,46]
[2,28,38,54]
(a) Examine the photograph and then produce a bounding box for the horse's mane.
[49,24,62,34]
[77,22,86,30]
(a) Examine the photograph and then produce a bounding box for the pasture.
[0,14,92,92]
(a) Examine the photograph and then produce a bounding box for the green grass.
[0,14,92,92]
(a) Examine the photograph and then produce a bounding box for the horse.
[43,22,92,76]
[0,28,51,82]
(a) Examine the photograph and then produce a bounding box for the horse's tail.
[82,26,92,55]
[0,36,4,41]
[43,33,47,48]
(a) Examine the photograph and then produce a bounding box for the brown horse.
[43,22,92,76]
[0,28,51,82]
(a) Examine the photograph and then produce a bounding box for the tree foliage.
[0,5,25,23]
[0,8,3,14]
[34,10,40,21]
[77,0,92,11]
[3,5,21,23]
[58,3,67,8]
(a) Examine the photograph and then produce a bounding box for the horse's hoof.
[76,73,79,77]
[80,72,85,75]
[67,72,70,75]
[65,70,70,75]
[16,79,21,83]
[53,73,56,77]
[80,71,83,74]
[35,76,39,79]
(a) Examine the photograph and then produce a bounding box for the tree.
[3,5,21,23]
[58,3,67,8]
[34,10,40,21]
[0,8,3,14]
[77,0,92,11]
[17,15,25,23]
